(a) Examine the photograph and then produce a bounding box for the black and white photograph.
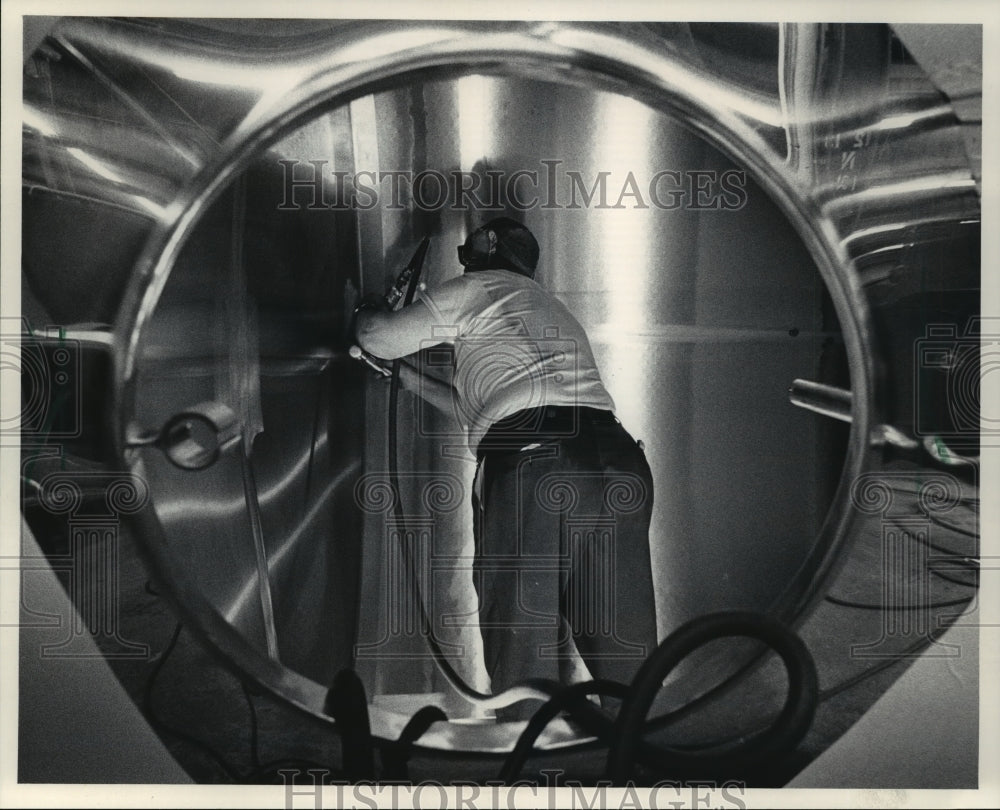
[1,2,996,807]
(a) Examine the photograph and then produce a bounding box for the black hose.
[605,612,818,785]
[383,240,559,712]
[381,705,450,780]
[498,679,629,783]
[323,670,375,781]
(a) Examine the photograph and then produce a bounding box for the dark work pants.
[473,413,657,717]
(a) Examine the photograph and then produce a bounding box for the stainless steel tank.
[21,18,979,752]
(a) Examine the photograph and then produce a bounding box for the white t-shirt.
[420,270,615,449]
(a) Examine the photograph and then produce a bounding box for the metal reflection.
[21,19,979,754]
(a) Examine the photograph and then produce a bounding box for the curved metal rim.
[110,21,875,753]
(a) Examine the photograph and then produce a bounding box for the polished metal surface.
[21,19,979,751]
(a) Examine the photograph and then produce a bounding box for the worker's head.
[457,217,539,279]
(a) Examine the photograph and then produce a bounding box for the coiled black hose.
[605,611,819,784]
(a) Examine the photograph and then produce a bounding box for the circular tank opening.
[121,65,861,752]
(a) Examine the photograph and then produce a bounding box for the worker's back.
[420,269,615,449]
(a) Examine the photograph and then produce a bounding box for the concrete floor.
[17,452,980,787]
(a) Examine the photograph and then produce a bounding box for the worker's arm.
[356,273,475,360]
[354,290,457,413]
[355,299,444,360]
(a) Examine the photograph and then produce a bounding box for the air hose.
[383,239,560,712]
[605,611,819,784]
[492,612,818,784]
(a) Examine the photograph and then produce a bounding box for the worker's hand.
[353,292,387,317]
[352,293,387,343]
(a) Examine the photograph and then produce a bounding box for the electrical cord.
[931,567,979,588]
[889,515,979,554]
[142,623,245,782]
[927,548,979,568]
[144,620,340,783]
[817,618,961,703]
[884,516,979,559]
[883,481,979,507]
[242,681,261,770]
[824,593,975,611]
[828,512,982,604]
[927,512,979,539]
[880,517,980,571]
[144,591,449,783]
[144,580,472,784]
